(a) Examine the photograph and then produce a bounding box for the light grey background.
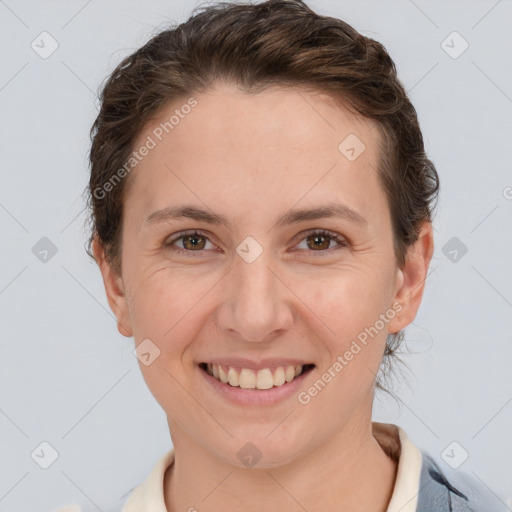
[1,0,511,510]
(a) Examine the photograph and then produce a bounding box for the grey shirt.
[416,451,509,511]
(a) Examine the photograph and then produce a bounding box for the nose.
[216,248,294,344]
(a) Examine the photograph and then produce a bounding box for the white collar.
[384,424,423,512]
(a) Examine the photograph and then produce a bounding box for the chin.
[219,432,306,470]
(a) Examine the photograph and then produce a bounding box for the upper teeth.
[206,363,304,389]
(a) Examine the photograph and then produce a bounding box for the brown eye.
[165,230,214,255]
[181,233,207,250]
[306,233,331,250]
[295,229,348,254]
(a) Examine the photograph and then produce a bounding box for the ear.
[387,221,434,334]
[92,235,133,338]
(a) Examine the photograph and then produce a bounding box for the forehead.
[126,83,385,223]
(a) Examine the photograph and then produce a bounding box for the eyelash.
[165,229,349,257]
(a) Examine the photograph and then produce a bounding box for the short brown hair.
[85,0,439,398]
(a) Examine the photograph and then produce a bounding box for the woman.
[74,0,504,510]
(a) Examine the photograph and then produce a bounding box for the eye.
[165,229,348,257]
[165,230,215,256]
[293,229,348,255]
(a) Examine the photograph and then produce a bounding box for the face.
[94,82,433,468]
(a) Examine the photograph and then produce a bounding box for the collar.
[373,422,423,512]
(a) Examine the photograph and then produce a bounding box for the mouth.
[199,362,315,390]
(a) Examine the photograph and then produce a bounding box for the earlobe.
[92,235,134,338]
[387,222,434,334]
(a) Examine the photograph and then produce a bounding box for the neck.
[164,419,398,512]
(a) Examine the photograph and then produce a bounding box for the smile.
[199,362,315,390]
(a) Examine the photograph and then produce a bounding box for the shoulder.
[417,450,509,512]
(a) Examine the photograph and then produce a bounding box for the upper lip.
[200,358,314,372]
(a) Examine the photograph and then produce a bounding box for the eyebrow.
[143,202,367,230]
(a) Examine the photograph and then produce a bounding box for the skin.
[93,82,434,512]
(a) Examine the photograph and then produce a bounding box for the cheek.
[305,267,390,332]
[128,275,200,411]
[306,276,389,394]
[126,267,199,340]
[300,268,393,388]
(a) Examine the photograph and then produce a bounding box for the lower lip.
[199,365,314,407]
